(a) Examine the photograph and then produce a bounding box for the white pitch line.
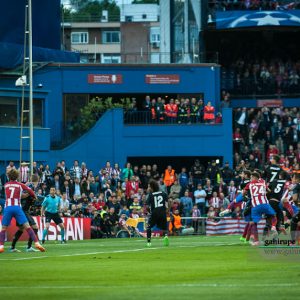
[0,283,298,289]
[0,242,240,262]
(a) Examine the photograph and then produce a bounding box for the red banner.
[0,216,91,241]
[145,74,180,84]
[257,99,282,107]
[88,74,122,84]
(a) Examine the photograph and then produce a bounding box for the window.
[102,31,120,44]
[150,27,160,44]
[0,97,18,126]
[71,32,88,44]
[101,54,121,64]
[20,99,44,127]
[0,97,43,127]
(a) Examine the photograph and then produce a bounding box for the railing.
[73,52,219,64]
[63,15,121,23]
[123,110,222,125]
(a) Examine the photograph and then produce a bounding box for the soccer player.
[10,174,41,252]
[266,171,287,233]
[146,179,169,247]
[289,173,300,242]
[264,155,282,183]
[41,187,66,244]
[243,172,277,246]
[0,169,45,253]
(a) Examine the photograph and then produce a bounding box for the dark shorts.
[45,211,63,225]
[16,211,36,227]
[148,209,167,231]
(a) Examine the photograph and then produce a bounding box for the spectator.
[70,160,82,180]
[169,209,183,235]
[193,183,207,215]
[203,101,215,124]
[121,162,134,181]
[180,190,193,226]
[191,204,201,233]
[178,167,189,197]
[221,161,234,184]
[227,180,237,202]
[190,159,206,187]
[163,165,176,193]
[169,179,181,200]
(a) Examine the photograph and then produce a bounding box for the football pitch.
[0,235,299,300]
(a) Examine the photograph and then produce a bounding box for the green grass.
[0,236,299,300]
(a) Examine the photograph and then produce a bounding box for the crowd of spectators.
[3,104,300,237]
[0,159,244,237]
[209,0,300,11]
[233,106,300,172]
[223,59,300,96]
[125,96,223,124]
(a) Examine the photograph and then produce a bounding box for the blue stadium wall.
[1,63,221,137]
[0,63,234,172]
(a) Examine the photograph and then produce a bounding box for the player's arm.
[241,183,250,198]
[20,182,36,199]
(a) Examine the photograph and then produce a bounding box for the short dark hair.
[149,179,160,192]
[272,155,280,163]
[244,170,251,178]
[251,172,260,179]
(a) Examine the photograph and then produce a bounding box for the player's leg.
[0,207,16,252]
[58,222,66,243]
[10,225,24,252]
[156,211,169,246]
[246,223,252,242]
[146,214,154,247]
[42,222,50,243]
[290,212,300,241]
[52,212,66,243]
[22,222,45,252]
[265,204,277,234]
[241,222,250,243]
[27,224,39,252]
[0,225,8,253]
[250,206,262,245]
[42,212,52,243]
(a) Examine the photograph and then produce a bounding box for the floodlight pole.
[29,0,34,176]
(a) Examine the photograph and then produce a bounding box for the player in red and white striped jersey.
[243,172,277,245]
[0,169,45,253]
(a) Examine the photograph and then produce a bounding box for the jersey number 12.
[154,195,164,208]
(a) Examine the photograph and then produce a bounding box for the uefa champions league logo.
[229,11,300,28]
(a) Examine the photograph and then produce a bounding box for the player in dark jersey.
[146,179,169,247]
[289,173,300,242]
[266,171,287,234]
[264,155,282,183]
[10,174,41,252]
